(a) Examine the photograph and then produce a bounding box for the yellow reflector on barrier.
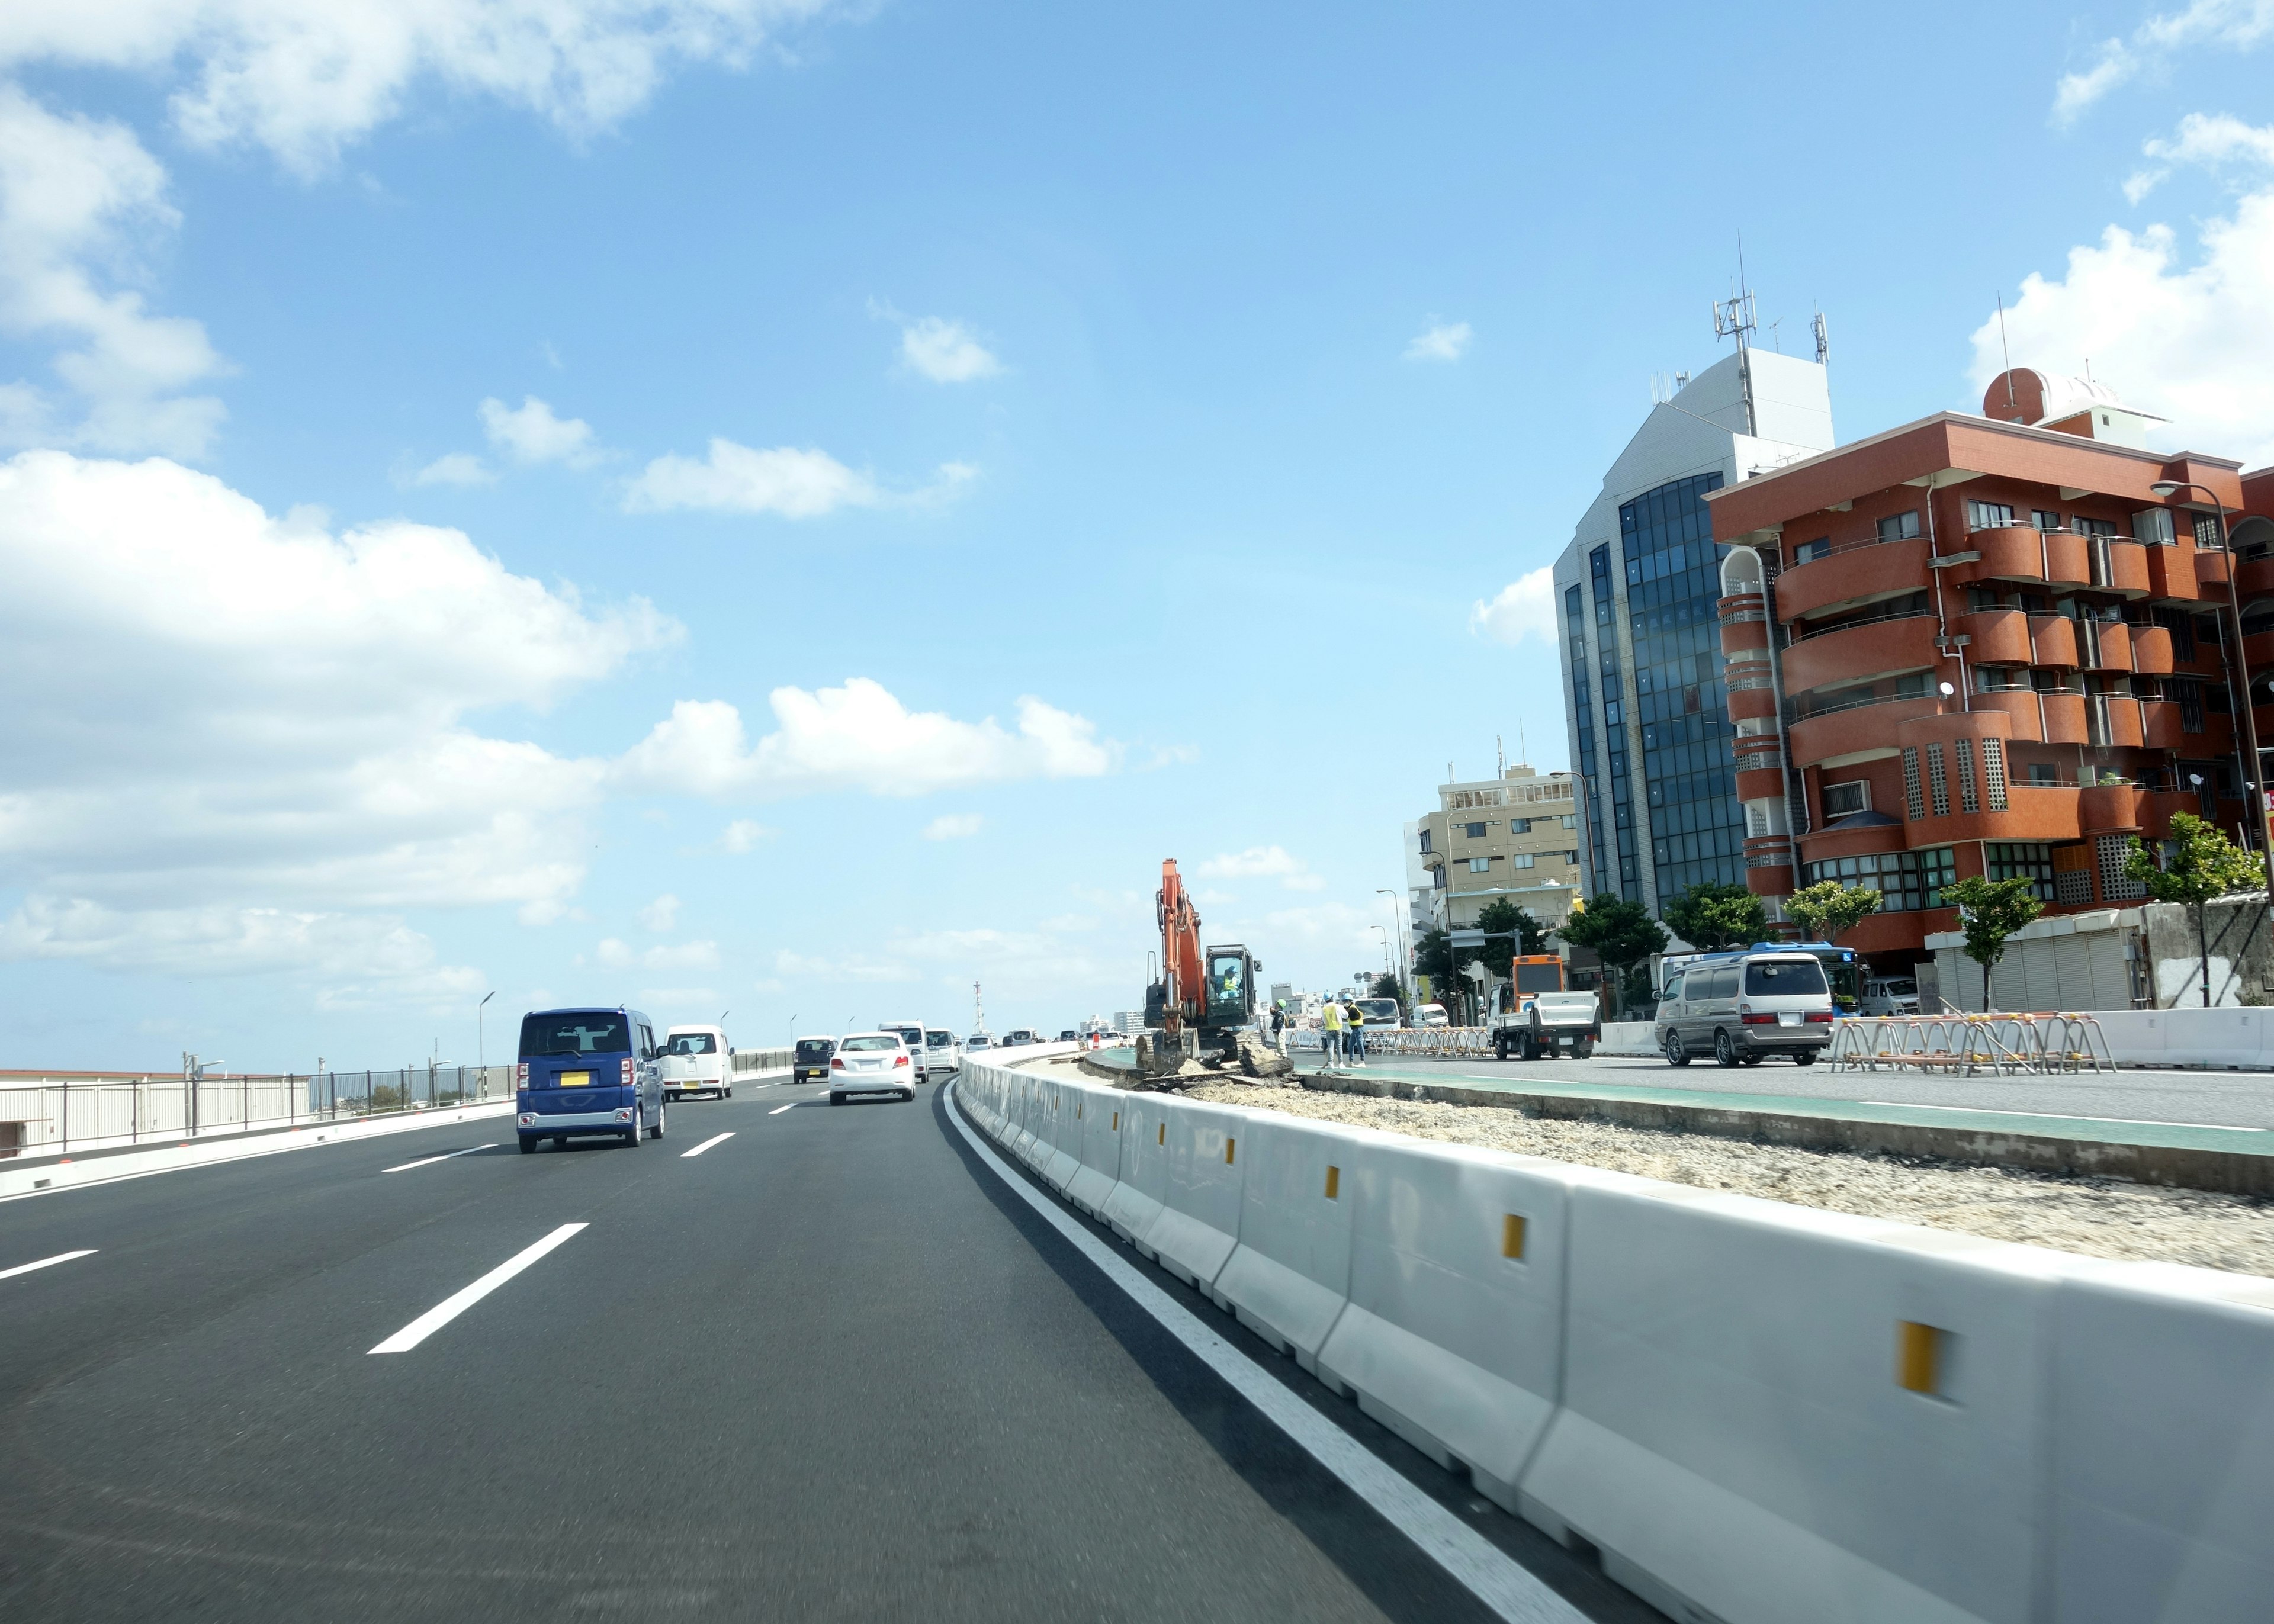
[1158,1123,1165,1145]
[1112,1111,1119,1131]
[1225,1137,1236,1166]
[1324,1165,1340,1199]
[1502,1214,1527,1260]
[1897,1321,1945,1394]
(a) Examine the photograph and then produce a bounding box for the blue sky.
[2,0,2270,1069]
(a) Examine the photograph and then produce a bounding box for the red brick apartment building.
[1706,368,2274,973]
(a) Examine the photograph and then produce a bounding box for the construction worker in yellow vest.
[1320,997,1344,1069]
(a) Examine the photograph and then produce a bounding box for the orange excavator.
[1140,858,1261,1075]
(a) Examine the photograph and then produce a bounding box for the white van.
[662,1025,732,1100]
[924,1028,959,1080]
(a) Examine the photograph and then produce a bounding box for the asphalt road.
[1320,1050,2274,1130]
[0,1073,1657,1623]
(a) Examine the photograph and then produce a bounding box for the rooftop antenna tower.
[1497,734,1505,776]
[1713,235,1759,435]
[973,980,984,1031]
[1996,294,2015,411]
[1812,307,1829,366]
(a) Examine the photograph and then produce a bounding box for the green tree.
[1938,875,2044,1012]
[2125,811,2266,1008]
[1556,893,1669,1018]
[1661,880,1768,952]
[1367,972,1403,1005]
[1784,880,1884,944]
[1473,898,1548,977]
[1412,928,1481,1017]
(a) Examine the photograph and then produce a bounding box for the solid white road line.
[681,1132,734,1159]
[1858,1101,2266,1132]
[384,1145,494,1173]
[367,1223,587,1355]
[769,1104,796,1115]
[0,1249,98,1281]
[942,1083,1585,1624]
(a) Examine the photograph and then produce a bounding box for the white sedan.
[828,1032,918,1104]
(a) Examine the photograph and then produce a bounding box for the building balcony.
[2143,698,2184,749]
[1954,607,2031,664]
[2147,542,2206,603]
[2079,781,2141,833]
[1737,766,1787,802]
[2082,620,2133,672]
[1773,536,1930,621]
[1971,687,2045,741]
[2138,789,2199,841]
[1788,694,1941,771]
[2029,615,2079,668]
[2130,623,2175,674]
[1726,681,1779,722]
[2198,547,2233,589]
[2237,552,2274,600]
[2105,541,2151,597]
[1781,610,1939,694]
[2041,691,2089,744]
[1719,615,1769,655]
[1950,525,2047,589]
[2043,529,2092,587]
[2090,696,2145,750]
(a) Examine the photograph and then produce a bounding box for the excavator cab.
[1203,946,1258,1037]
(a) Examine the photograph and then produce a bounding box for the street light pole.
[477,991,496,1082]
[2152,480,2274,914]
[1374,887,1411,1010]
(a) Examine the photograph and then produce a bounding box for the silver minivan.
[1657,951,1835,1067]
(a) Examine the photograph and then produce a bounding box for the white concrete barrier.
[1141,1096,1249,1293]
[2048,1260,2274,1622]
[1315,1140,1594,1514]
[1522,1182,2063,1624]
[1212,1112,1366,1372]
[1102,1089,1174,1255]
[1039,1076,1083,1193]
[1065,1082,1125,1217]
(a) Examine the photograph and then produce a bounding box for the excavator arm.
[1156,858,1205,1037]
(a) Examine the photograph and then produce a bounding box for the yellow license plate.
[557,1072,590,1087]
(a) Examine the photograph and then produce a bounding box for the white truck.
[1486,958,1601,1060]
[661,1025,733,1099]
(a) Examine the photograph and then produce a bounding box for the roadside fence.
[1826,1013,2116,1076]
[1289,1027,1497,1058]
[0,1065,512,1159]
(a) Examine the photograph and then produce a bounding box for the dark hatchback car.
[793,1035,838,1083]
[516,1006,666,1150]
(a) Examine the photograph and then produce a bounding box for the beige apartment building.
[1412,766,1583,934]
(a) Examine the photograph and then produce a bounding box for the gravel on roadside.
[1186,1079,2274,1280]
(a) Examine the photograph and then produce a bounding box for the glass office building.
[1550,348,1835,919]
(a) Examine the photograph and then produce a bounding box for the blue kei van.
[516,1006,667,1152]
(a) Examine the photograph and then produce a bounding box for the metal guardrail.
[1825,1014,2116,1077]
[1289,1027,1498,1057]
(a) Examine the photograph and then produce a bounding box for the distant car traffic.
[924,1028,958,1079]
[1353,998,1402,1031]
[516,1005,666,1152]
[662,1024,731,1101]
[965,1032,993,1051]
[1003,1028,1039,1047]
[830,1032,918,1104]
[1056,1029,1078,1042]
[1415,1003,1450,1028]
[880,1020,930,1081]
[792,1035,837,1083]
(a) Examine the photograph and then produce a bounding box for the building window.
[1796,537,1830,563]
[2076,517,2118,539]
[2172,678,2205,734]
[1878,511,1922,542]
[2192,512,2225,548]
[1981,737,2008,811]
[2026,761,2058,785]
[1566,850,1581,864]
[1822,780,1870,818]
[2132,508,2177,545]
[1433,867,1447,890]
[1463,821,1488,838]
[1967,499,2017,531]
[1562,815,1577,829]
[1955,738,1979,814]
[2032,509,2062,532]
[1987,841,2056,901]
[1467,857,1492,873]
[2155,608,2197,659]
[2098,833,2146,901]
[1798,847,1956,912]
[1926,742,1950,817]
[2055,866,2093,905]
[1417,829,1431,854]
[1511,818,1532,834]
[1511,853,1536,869]
[1603,699,1623,726]
[1902,745,1924,819]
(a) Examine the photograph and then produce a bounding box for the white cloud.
[2053,0,2274,125]
[1469,566,1558,646]
[773,947,913,982]
[0,448,678,988]
[598,931,717,971]
[0,0,850,178]
[0,86,227,459]
[900,316,1000,382]
[2127,112,2274,201]
[616,679,1115,799]
[721,818,772,852]
[622,438,974,517]
[923,813,982,840]
[1197,845,1325,892]
[1971,188,2274,467]
[1403,319,1472,362]
[638,893,680,932]
[595,936,634,967]
[480,394,598,466]
[411,451,493,487]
